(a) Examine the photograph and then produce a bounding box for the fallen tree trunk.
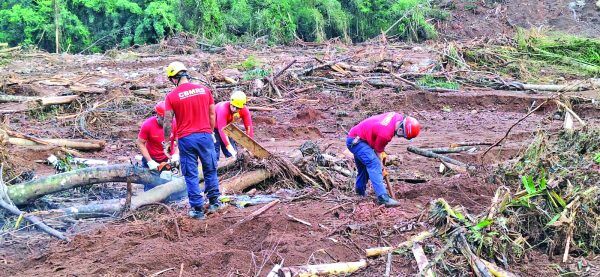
[407,146,470,169]
[46,159,238,218]
[426,146,477,154]
[220,169,272,194]
[8,164,170,205]
[278,259,367,277]
[8,137,105,151]
[0,94,78,105]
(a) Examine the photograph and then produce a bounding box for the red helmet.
[403,116,421,140]
[155,101,166,117]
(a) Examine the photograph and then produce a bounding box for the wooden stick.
[481,100,549,159]
[554,100,586,127]
[273,60,297,80]
[412,243,434,277]
[248,106,277,112]
[149,267,174,277]
[287,214,312,227]
[407,146,469,168]
[384,252,393,277]
[0,200,68,241]
[229,199,280,232]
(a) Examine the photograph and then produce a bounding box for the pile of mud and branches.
[379,127,600,276]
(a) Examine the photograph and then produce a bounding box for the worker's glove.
[161,141,171,156]
[226,144,238,157]
[170,153,180,167]
[379,152,388,162]
[147,160,160,171]
[382,168,389,178]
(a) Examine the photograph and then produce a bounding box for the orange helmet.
[155,101,166,117]
[403,116,421,140]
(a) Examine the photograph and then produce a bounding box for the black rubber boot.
[206,198,225,214]
[377,194,400,207]
[188,206,206,219]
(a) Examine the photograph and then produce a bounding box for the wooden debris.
[0,94,78,106]
[248,106,277,112]
[286,214,312,227]
[407,146,470,169]
[384,252,392,277]
[223,123,272,158]
[8,137,105,151]
[229,199,280,232]
[365,230,434,257]
[277,259,367,277]
[425,146,477,154]
[0,200,68,241]
[220,169,271,194]
[412,243,434,277]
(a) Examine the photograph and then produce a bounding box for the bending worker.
[214,90,254,159]
[162,61,222,220]
[346,112,421,207]
[136,101,179,191]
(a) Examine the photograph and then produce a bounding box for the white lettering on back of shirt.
[380,112,395,126]
[178,88,206,100]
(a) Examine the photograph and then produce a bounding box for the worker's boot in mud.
[377,194,400,207]
[188,206,206,220]
[207,201,226,214]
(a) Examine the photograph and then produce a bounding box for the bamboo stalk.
[365,230,434,257]
[278,259,367,277]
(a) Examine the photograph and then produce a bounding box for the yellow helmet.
[230,90,247,108]
[165,61,187,78]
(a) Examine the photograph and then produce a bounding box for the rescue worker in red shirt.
[162,61,222,219]
[214,91,254,159]
[136,101,179,191]
[346,112,421,207]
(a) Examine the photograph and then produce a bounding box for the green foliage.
[243,68,270,80]
[0,0,447,52]
[417,75,460,90]
[240,55,260,70]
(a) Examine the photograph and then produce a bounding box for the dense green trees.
[0,0,444,53]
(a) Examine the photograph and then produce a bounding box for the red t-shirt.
[215,101,254,147]
[164,82,214,139]
[348,112,403,153]
[138,116,177,162]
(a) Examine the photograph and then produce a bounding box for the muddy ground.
[1,4,600,276]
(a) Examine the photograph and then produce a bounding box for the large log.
[220,169,271,194]
[407,146,469,168]
[0,94,78,106]
[46,159,239,218]
[8,164,169,205]
[8,137,106,151]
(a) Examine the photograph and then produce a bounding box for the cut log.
[8,164,170,205]
[278,259,367,277]
[366,230,434,257]
[220,169,271,194]
[8,137,105,151]
[0,94,78,106]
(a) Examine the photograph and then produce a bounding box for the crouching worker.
[346,112,421,207]
[136,101,179,191]
[214,90,254,160]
